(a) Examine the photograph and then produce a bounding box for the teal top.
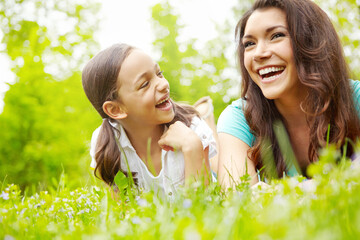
[217,80,360,177]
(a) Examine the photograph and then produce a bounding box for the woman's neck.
[275,97,307,128]
[274,93,311,170]
[274,86,308,128]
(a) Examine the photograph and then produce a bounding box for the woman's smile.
[243,7,301,100]
[257,66,285,83]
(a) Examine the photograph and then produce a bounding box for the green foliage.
[150,0,360,121]
[1,0,360,197]
[1,154,360,239]
[314,0,360,78]
[150,1,241,119]
[0,0,101,191]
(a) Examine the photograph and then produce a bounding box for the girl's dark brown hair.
[82,43,198,186]
[235,0,360,178]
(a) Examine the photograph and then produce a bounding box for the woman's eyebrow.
[243,25,287,39]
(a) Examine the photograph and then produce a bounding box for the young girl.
[82,43,217,195]
[217,0,360,188]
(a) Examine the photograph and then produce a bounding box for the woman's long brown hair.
[235,0,360,178]
[82,43,198,186]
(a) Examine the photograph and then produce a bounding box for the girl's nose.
[156,76,170,92]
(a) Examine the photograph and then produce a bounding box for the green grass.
[1,146,360,239]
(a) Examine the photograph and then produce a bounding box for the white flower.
[0,191,9,200]
[67,212,73,219]
[4,235,15,240]
[131,216,141,224]
[137,198,148,207]
[183,199,192,209]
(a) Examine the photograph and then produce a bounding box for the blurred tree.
[0,0,101,191]
[151,2,193,102]
[150,1,242,118]
[151,0,360,121]
[315,0,360,79]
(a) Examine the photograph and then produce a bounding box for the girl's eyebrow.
[243,25,287,39]
[135,63,159,83]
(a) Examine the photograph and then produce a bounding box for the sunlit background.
[1,1,360,239]
[0,0,359,192]
[0,0,237,112]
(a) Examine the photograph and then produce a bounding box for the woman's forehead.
[245,7,287,34]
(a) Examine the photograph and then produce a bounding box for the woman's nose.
[253,41,271,61]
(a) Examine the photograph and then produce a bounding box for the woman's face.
[116,49,175,126]
[242,7,302,101]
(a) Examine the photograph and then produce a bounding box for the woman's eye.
[157,71,164,77]
[243,41,255,48]
[140,81,149,89]
[271,32,285,40]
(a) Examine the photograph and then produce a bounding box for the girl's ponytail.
[94,119,121,185]
[81,43,135,186]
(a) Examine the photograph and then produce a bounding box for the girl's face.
[242,7,302,101]
[116,49,175,126]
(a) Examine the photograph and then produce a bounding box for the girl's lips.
[156,99,172,111]
[156,95,170,105]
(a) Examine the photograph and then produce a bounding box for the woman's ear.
[102,101,128,119]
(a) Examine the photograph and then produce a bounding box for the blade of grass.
[273,120,301,176]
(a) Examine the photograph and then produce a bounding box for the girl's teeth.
[157,97,168,105]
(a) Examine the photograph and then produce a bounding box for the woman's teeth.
[259,66,284,76]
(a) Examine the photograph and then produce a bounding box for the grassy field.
[1,146,360,239]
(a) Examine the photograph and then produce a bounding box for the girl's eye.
[243,41,255,48]
[140,81,149,89]
[157,71,164,77]
[271,32,285,40]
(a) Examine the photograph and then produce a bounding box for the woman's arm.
[217,132,258,189]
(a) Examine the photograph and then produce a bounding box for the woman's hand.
[158,121,210,184]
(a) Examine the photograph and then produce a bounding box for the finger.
[160,145,174,152]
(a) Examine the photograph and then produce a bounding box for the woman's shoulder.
[350,79,360,92]
[217,98,254,147]
[228,98,246,109]
[350,79,360,115]
[218,98,247,124]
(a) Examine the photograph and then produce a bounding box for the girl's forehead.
[118,50,157,85]
[122,50,152,72]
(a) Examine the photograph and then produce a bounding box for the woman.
[217,0,360,188]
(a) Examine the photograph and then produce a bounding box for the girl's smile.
[155,94,172,111]
[117,49,175,126]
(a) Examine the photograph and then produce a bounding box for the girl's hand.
[158,121,210,184]
[158,121,201,153]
